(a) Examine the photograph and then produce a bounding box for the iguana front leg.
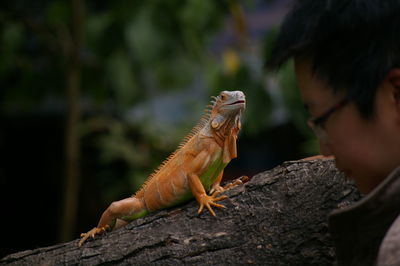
[187,150,227,216]
[188,172,227,216]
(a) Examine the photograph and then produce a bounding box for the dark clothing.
[328,167,400,266]
[378,213,400,266]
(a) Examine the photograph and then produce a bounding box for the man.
[266,0,400,265]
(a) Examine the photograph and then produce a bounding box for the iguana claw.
[78,225,110,247]
[209,175,249,195]
[197,193,227,216]
[209,184,224,195]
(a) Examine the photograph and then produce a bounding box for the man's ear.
[387,68,400,105]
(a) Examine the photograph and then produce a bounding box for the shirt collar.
[328,166,400,265]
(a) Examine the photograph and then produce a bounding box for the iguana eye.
[220,94,227,100]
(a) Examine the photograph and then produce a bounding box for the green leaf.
[2,22,23,56]
[46,0,69,26]
[106,50,138,108]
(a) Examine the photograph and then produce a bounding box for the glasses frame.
[307,98,350,140]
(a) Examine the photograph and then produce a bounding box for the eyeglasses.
[307,98,349,141]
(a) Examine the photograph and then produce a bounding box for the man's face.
[295,59,400,194]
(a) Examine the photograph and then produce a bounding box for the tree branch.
[60,0,85,242]
[1,159,361,265]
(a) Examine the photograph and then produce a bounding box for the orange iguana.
[79,90,246,246]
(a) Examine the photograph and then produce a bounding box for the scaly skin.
[79,90,245,247]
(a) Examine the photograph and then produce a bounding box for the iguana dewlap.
[79,90,246,246]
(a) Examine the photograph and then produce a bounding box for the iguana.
[79,90,246,247]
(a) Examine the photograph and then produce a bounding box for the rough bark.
[1,159,361,266]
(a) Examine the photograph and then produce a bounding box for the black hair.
[265,0,400,118]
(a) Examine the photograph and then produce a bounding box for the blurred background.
[0,0,319,258]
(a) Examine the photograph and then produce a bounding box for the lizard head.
[209,90,246,132]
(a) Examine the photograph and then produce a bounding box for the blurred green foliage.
[0,0,317,204]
